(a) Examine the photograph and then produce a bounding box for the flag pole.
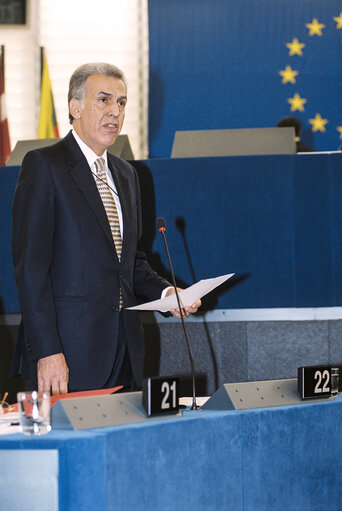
[0,44,11,164]
[40,46,44,86]
[1,45,4,77]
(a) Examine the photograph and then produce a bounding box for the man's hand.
[165,287,201,319]
[37,353,69,395]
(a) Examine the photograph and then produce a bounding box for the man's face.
[70,74,127,155]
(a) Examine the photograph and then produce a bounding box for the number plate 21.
[142,376,180,416]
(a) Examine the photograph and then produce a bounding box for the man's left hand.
[165,287,201,318]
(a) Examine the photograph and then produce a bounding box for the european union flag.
[148,0,342,157]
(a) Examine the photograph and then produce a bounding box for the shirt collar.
[72,129,108,168]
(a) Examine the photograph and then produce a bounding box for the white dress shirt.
[72,130,123,237]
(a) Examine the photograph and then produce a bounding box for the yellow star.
[309,114,328,132]
[334,12,342,29]
[279,65,299,84]
[337,127,342,140]
[287,93,307,112]
[306,18,325,36]
[286,38,306,56]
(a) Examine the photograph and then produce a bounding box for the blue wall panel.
[0,167,19,313]
[135,153,342,309]
[293,155,334,306]
[1,153,342,313]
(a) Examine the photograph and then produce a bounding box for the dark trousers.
[102,311,135,391]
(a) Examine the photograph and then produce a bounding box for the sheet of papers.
[126,273,234,312]
[0,411,20,435]
[0,424,20,435]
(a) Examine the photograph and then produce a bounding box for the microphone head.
[156,217,166,232]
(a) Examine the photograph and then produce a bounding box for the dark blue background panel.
[0,166,19,313]
[134,153,342,310]
[1,153,342,313]
[293,154,335,307]
[148,0,342,157]
[330,158,342,305]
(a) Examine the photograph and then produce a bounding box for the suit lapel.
[63,132,118,258]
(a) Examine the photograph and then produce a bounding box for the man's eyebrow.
[97,91,127,101]
[97,91,112,97]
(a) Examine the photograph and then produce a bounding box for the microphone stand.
[157,220,199,410]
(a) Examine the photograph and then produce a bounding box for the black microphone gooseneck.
[156,217,199,410]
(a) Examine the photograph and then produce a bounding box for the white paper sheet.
[126,273,234,312]
[0,412,20,435]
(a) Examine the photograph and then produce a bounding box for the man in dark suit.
[12,63,200,395]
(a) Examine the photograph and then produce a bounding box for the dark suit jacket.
[12,131,170,390]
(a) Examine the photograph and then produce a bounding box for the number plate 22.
[298,366,332,399]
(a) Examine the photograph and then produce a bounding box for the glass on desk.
[17,391,51,435]
[331,367,339,397]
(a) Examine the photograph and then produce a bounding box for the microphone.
[156,217,199,410]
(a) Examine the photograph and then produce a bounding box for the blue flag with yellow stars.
[148,0,342,157]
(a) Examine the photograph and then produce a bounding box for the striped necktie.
[94,157,123,309]
[94,157,122,260]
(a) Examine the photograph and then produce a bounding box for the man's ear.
[69,98,81,120]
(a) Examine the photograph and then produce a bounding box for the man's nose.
[108,102,120,117]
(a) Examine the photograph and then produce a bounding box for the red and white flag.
[0,53,11,166]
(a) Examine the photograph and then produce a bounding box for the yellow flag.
[38,55,60,139]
